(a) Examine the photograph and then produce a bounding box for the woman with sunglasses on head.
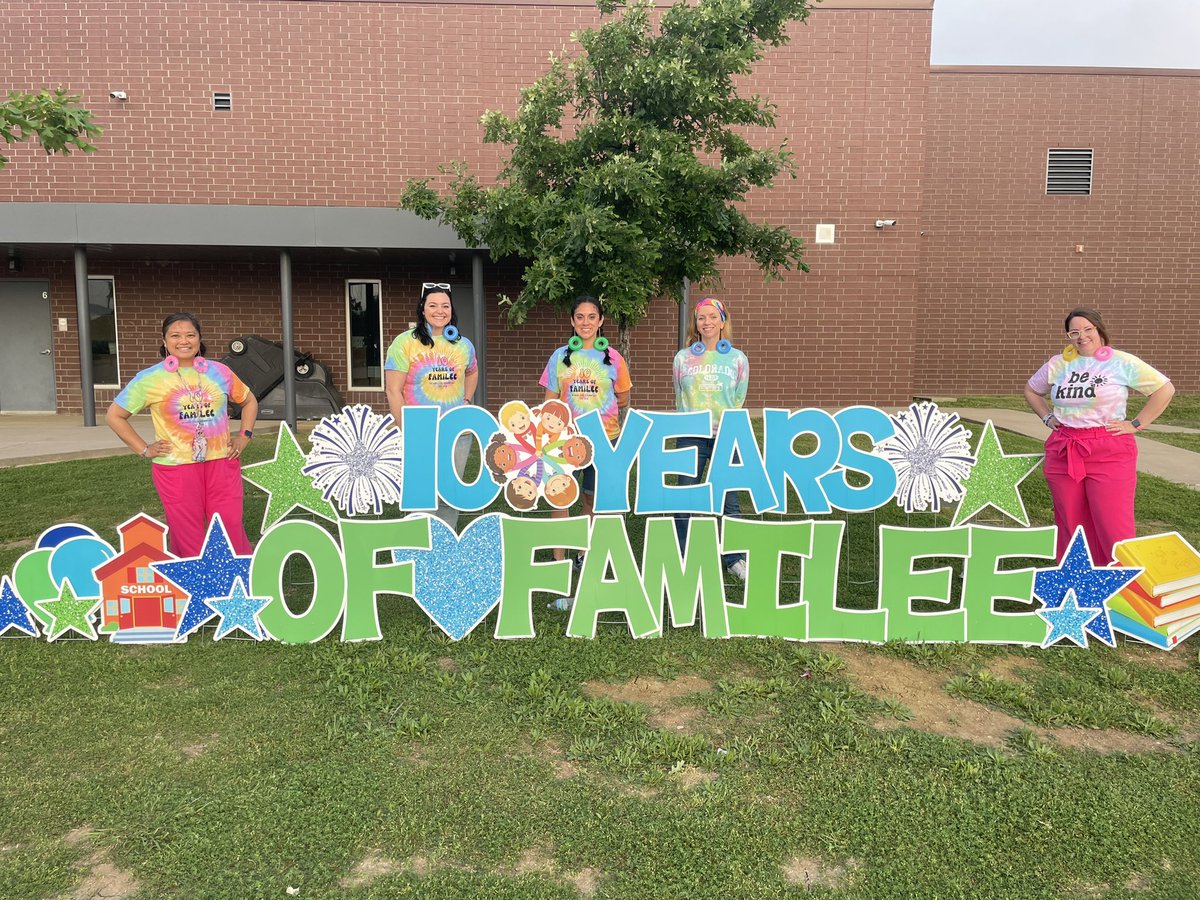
[1024,307,1174,562]
[540,296,632,608]
[385,283,478,530]
[672,296,749,581]
[105,312,257,557]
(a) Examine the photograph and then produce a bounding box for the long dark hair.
[563,295,613,367]
[414,285,460,348]
[1063,307,1110,346]
[159,312,208,358]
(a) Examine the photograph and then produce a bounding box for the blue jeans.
[673,436,746,570]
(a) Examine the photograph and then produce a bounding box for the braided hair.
[413,284,460,349]
[563,295,613,367]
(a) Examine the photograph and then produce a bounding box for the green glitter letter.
[804,521,887,643]
[879,526,970,642]
[723,520,811,640]
[496,516,589,639]
[963,525,1056,645]
[340,518,427,642]
[567,516,659,639]
[641,517,728,638]
[252,520,346,644]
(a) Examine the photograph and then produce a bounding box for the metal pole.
[678,276,691,350]
[73,245,96,426]
[279,249,296,430]
[472,252,486,409]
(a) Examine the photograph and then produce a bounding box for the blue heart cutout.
[392,514,504,640]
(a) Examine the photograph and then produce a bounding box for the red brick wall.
[1,1,933,410]
[918,71,1200,394]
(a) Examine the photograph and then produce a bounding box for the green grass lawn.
[1,424,1199,898]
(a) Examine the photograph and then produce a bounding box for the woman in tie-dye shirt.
[1024,307,1174,562]
[106,312,257,557]
[385,284,478,530]
[672,296,749,581]
[540,297,632,607]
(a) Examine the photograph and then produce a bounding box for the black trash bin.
[221,335,344,420]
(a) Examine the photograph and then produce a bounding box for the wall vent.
[1046,148,1092,195]
[212,92,232,112]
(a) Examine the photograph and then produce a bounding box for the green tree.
[1,88,102,169]
[401,0,811,350]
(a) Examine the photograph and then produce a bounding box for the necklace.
[177,369,208,462]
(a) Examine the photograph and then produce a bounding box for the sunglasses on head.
[422,282,451,292]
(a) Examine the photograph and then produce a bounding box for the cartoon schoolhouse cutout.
[92,515,187,643]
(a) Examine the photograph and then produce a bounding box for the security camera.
[874,219,897,228]
[109,91,128,100]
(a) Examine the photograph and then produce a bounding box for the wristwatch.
[1042,413,1055,427]
[1131,418,1142,431]
[242,429,254,438]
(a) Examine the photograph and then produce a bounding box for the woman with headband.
[672,296,749,581]
[385,282,478,530]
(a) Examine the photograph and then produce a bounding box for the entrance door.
[0,280,56,412]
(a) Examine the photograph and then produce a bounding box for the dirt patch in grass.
[60,825,141,900]
[981,655,1037,681]
[180,734,218,759]
[435,657,458,673]
[497,847,601,896]
[582,674,712,732]
[340,852,403,889]
[839,649,1178,753]
[1120,643,1194,672]
[781,855,859,890]
[512,738,578,779]
[670,765,717,790]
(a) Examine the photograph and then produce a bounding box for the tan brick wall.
[918,72,1200,394]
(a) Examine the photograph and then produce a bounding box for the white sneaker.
[727,560,748,581]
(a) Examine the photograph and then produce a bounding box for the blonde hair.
[499,401,532,432]
[685,303,734,346]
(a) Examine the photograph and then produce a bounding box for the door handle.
[40,349,52,355]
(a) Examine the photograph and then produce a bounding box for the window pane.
[347,281,382,389]
[88,278,119,385]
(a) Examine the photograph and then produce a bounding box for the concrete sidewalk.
[0,414,282,468]
[949,408,1200,491]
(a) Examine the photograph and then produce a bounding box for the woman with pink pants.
[1024,307,1174,563]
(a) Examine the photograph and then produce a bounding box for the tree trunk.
[617,315,632,367]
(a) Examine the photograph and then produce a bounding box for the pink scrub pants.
[1043,426,1138,564]
[151,456,252,558]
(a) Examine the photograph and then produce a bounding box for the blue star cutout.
[209,577,270,641]
[1033,527,1142,648]
[0,575,40,638]
[153,516,252,640]
[1039,589,1102,648]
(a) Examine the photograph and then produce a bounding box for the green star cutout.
[951,420,1044,527]
[242,425,338,531]
[37,579,101,642]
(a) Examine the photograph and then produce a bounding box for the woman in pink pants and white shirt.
[1024,307,1174,563]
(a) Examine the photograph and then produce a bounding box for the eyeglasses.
[1066,326,1097,340]
[422,282,451,292]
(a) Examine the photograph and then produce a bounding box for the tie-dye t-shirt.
[539,346,632,439]
[384,330,478,410]
[114,361,251,466]
[1028,350,1169,429]
[673,346,749,432]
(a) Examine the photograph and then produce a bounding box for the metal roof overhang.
[0,202,478,251]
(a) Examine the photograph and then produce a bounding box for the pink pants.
[1043,426,1137,564]
[151,456,252,558]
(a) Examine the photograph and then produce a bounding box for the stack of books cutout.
[1108,532,1200,650]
